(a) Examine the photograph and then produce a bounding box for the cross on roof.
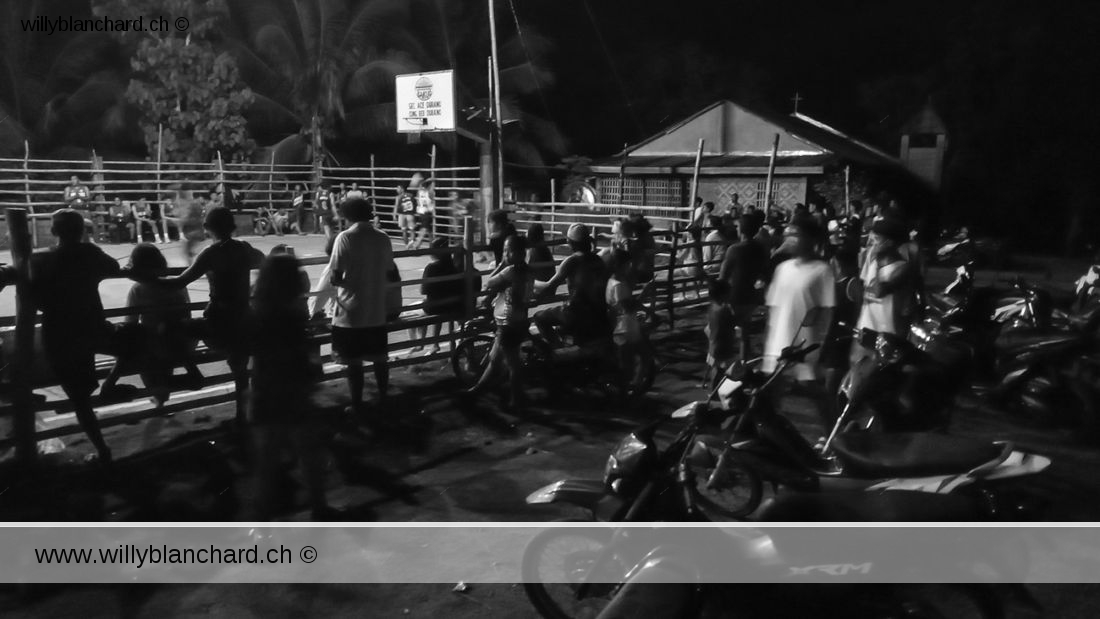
[792,92,803,114]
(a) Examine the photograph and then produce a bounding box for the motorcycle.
[526,498,1037,619]
[527,341,1049,524]
[588,519,1035,619]
[935,228,1008,269]
[837,322,975,435]
[688,340,1050,520]
[451,309,657,404]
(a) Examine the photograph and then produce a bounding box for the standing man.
[315,184,338,252]
[328,198,400,413]
[718,215,769,360]
[729,193,745,218]
[762,219,835,383]
[291,183,309,235]
[852,216,916,363]
[395,186,417,248]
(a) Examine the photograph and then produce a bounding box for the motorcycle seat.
[995,330,1083,358]
[757,490,985,522]
[830,432,1005,479]
[1065,306,1100,332]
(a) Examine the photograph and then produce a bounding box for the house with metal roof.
[585,100,924,217]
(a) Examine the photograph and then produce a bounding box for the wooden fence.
[0,150,480,249]
[1,180,735,462]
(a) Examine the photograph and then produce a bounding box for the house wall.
[594,174,808,218]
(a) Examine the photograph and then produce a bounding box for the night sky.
[4,0,1100,249]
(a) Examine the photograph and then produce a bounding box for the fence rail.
[1,183,723,460]
[0,153,480,249]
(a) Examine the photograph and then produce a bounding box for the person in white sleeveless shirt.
[851,216,916,367]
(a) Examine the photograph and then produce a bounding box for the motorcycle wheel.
[689,453,762,520]
[883,584,1000,619]
[451,335,494,388]
[522,526,628,619]
[523,337,557,394]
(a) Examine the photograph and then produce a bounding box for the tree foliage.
[94,0,255,163]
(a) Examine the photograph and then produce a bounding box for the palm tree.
[223,0,565,172]
[0,0,135,157]
[415,0,566,172]
[221,0,426,166]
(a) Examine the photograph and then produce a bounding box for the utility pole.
[488,0,504,213]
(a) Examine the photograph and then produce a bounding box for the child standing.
[467,235,534,409]
[704,279,737,390]
[606,249,645,392]
[250,253,336,520]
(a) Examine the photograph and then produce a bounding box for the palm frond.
[340,101,398,141]
[252,23,302,76]
[344,55,421,103]
[499,62,555,97]
[341,0,413,56]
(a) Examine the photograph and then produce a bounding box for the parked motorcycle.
[690,341,1050,519]
[588,518,1033,619]
[836,323,975,435]
[526,501,1036,619]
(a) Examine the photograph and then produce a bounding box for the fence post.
[549,179,557,240]
[155,124,163,203]
[463,216,476,319]
[267,151,276,212]
[369,154,378,230]
[666,225,679,329]
[6,208,37,470]
[429,144,438,241]
[23,141,38,248]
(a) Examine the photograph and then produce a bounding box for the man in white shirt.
[328,198,401,412]
[762,220,835,381]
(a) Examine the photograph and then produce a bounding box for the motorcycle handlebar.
[780,342,821,363]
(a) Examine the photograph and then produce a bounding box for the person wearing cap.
[853,216,916,346]
[534,222,611,346]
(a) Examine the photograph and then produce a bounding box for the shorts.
[400,212,416,230]
[321,211,336,228]
[417,213,433,231]
[332,325,388,362]
[44,324,112,398]
[496,321,529,348]
[536,305,609,344]
[202,305,253,368]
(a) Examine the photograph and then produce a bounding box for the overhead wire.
[580,0,642,137]
[505,0,555,126]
